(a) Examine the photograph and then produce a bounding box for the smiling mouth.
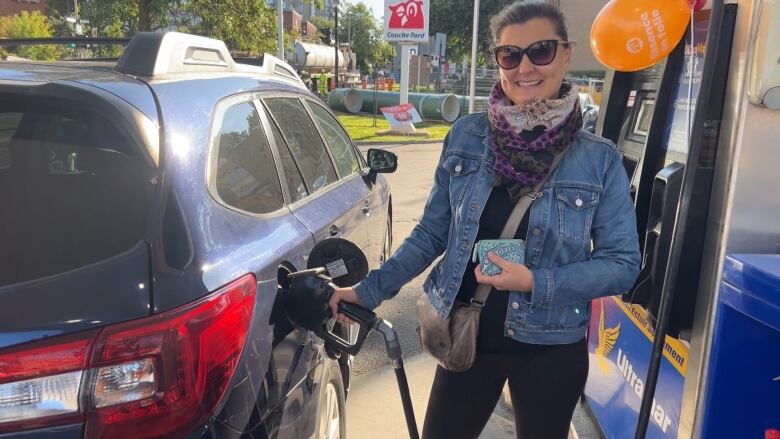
[514,80,543,87]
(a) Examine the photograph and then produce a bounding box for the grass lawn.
[337,112,451,143]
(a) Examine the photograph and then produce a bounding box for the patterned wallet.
[472,239,526,276]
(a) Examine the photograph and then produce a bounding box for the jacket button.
[532,228,541,236]
[511,301,520,309]
[507,329,515,336]
[455,164,462,173]
[575,198,583,207]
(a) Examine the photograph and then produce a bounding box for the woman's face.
[497,18,571,104]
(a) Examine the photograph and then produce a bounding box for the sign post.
[399,43,412,104]
[277,0,284,60]
[384,0,430,105]
[468,0,479,114]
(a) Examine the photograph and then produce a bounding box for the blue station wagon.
[0,32,395,438]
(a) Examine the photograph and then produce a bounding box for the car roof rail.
[116,31,305,88]
[250,53,302,84]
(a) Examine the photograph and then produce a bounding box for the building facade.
[283,9,302,32]
[556,0,605,73]
[0,0,45,17]
[268,0,335,21]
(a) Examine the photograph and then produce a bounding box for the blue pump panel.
[701,254,780,438]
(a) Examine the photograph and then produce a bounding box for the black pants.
[421,338,588,439]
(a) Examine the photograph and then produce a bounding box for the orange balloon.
[590,0,692,72]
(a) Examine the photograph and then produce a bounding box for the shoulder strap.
[472,151,567,304]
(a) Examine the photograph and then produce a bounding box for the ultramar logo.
[617,348,673,433]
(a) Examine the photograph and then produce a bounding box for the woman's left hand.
[474,251,534,292]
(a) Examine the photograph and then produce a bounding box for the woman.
[330,2,640,438]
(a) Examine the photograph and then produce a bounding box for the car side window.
[214,102,284,214]
[267,115,308,203]
[307,102,361,177]
[263,98,337,192]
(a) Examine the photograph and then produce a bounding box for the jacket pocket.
[443,155,480,209]
[555,185,600,241]
[513,294,589,330]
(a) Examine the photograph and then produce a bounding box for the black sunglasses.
[493,40,572,69]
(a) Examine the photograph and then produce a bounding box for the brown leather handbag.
[415,191,535,372]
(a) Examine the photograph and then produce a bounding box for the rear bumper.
[0,423,82,439]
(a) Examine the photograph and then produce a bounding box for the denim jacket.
[354,113,641,344]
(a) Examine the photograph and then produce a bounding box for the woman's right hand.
[329,287,362,325]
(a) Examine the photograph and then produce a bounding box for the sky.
[353,0,386,23]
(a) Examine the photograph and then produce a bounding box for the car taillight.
[0,330,98,432]
[0,274,256,437]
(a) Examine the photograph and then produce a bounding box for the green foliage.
[337,2,392,74]
[186,0,279,54]
[44,0,73,36]
[428,0,506,64]
[303,0,324,10]
[308,15,333,37]
[94,20,127,58]
[284,29,300,51]
[0,11,62,60]
[46,0,176,36]
[337,113,450,142]
[374,40,395,68]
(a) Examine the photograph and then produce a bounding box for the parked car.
[579,91,600,133]
[0,32,396,438]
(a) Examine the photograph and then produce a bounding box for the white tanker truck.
[290,41,359,88]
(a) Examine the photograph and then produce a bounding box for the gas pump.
[600,6,738,339]
[583,3,738,438]
[581,0,780,437]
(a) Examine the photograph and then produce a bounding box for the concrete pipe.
[458,95,489,116]
[412,94,461,124]
[328,88,364,114]
[355,90,462,123]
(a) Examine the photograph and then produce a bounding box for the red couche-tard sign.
[384,0,429,42]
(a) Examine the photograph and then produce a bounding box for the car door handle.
[361,200,370,215]
[329,225,341,237]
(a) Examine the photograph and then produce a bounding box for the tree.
[284,29,300,52]
[337,2,391,74]
[0,11,62,60]
[186,0,279,54]
[374,40,395,70]
[47,0,176,35]
[308,15,333,38]
[428,0,506,64]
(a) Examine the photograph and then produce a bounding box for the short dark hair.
[490,1,569,43]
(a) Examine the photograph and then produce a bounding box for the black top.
[455,184,532,353]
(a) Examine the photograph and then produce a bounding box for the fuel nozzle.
[284,238,376,357]
[285,268,376,357]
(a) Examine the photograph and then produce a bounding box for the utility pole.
[334,0,339,89]
[277,0,284,60]
[468,0,480,114]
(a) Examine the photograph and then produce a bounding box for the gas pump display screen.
[634,99,655,137]
[625,93,656,144]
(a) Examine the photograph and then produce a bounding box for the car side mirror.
[367,149,398,175]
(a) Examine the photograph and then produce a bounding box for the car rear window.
[0,93,157,287]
